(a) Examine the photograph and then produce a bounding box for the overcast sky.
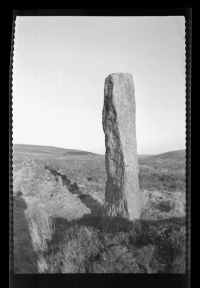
[13,16,185,155]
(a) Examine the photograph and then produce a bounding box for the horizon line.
[13,143,185,156]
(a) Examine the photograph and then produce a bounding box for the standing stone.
[102,73,140,221]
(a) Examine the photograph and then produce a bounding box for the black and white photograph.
[12,14,187,274]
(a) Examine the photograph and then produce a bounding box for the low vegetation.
[13,145,186,273]
[46,219,185,273]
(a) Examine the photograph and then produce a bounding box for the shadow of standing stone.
[78,193,104,217]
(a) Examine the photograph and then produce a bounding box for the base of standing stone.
[104,200,129,218]
[104,202,140,221]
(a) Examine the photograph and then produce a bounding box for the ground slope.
[13,144,98,157]
[13,144,185,164]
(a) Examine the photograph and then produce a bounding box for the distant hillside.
[144,150,185,162]
[13,144,185,167]
[13,144,98,157]
[139,150,185,170]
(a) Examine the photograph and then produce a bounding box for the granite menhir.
[102,73,140,221]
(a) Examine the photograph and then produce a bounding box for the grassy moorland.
[13,144,186,273]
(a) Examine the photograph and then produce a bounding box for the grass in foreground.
[13,157,186,273]
[46,217,185,273]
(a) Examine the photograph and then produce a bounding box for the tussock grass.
[46,192,91,221]
[141,190,185,220]
[25,197,54,252]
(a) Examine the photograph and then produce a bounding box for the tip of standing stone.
[107,72,133,77]
[106,73,133,82]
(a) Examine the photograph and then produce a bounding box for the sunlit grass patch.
[141,190,185,220]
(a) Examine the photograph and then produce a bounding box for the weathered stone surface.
[102,73,140,221]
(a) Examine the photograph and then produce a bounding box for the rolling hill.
[13,144,185,168]
[13,144,98,157]
[139,149,185,171]
[144,150,185,162]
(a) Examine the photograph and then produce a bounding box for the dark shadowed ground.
[14,192,39,273]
